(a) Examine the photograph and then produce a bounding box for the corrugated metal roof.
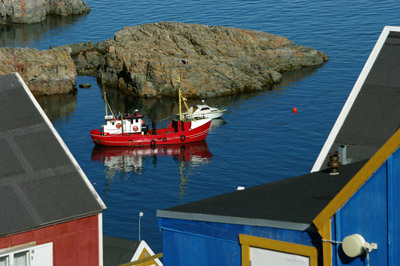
[0,73,106,236]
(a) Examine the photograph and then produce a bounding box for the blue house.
[157,26,400,265]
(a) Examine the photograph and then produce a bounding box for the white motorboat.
[179,100,227,120]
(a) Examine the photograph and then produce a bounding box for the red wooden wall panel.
[0,236,11,249]
[0,215,100,266]
[34,226,55,244]
[54,233,76,266]
[77,228,99,266]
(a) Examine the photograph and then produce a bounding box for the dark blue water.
[3,0,400,253]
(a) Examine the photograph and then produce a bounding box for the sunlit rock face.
[74,22,328,98]
[0,22,327,97]
[0,0,90,24]
[0,47,77,95]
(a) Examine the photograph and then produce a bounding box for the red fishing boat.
[90,115,211,147]
[90,77,212,147]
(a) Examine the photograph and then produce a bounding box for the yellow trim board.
[118,253,163,266]
[313,128,400,230]
[320,222,332,266]
[239,234,318,266]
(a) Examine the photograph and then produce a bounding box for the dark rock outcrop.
[73,22,328,98]
[0,47,77,95]
[0,0,90,24]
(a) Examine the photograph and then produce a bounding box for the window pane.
[0,256,9,266]
[14,251,29,266]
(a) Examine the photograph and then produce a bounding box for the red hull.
[90,120,211,147]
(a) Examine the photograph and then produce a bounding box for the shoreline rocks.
[0,0,90,24]
[0,47,77,96]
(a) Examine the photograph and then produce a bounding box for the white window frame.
[0,242,52,266]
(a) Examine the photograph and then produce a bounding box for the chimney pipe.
[338,145,347,165]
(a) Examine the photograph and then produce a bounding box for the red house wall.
[0,215,100,266]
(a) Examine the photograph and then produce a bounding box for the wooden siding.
[311,128,400,265]
[328,148,400,266]
[0,215,99,266]
[159,218,318,265]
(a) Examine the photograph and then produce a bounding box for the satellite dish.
[341,234,378,259]
[342,234,366,257]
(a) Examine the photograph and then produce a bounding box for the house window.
[14,251,29,266]
[0,256,9,266]
[239,234,318,266]
[0,251,29,266]
[0,243,52,266]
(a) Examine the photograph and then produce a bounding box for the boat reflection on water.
[209,118,226,131]
[91,140,212,175]
[92,141,212,200]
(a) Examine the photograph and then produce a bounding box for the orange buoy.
[292,107,298,114]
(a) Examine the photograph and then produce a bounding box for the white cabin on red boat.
[103,112,146,135]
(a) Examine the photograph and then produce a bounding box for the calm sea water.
[3,0,400,253]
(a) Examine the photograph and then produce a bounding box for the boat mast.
[103,91,116,119]
[176,75,192,121]
[178,77,182,121]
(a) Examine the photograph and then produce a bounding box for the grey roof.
[103,236,139,266]
[313,27,400,171]
[0,73,106,236]
[157,159,366,231]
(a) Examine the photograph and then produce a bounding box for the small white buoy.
[236,186,245,191]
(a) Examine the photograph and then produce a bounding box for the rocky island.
[0,22,328,97]
[0,0,90,24]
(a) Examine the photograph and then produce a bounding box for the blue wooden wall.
[158,217,319,265]
[159,147,400,265]
[331,148,400,266]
